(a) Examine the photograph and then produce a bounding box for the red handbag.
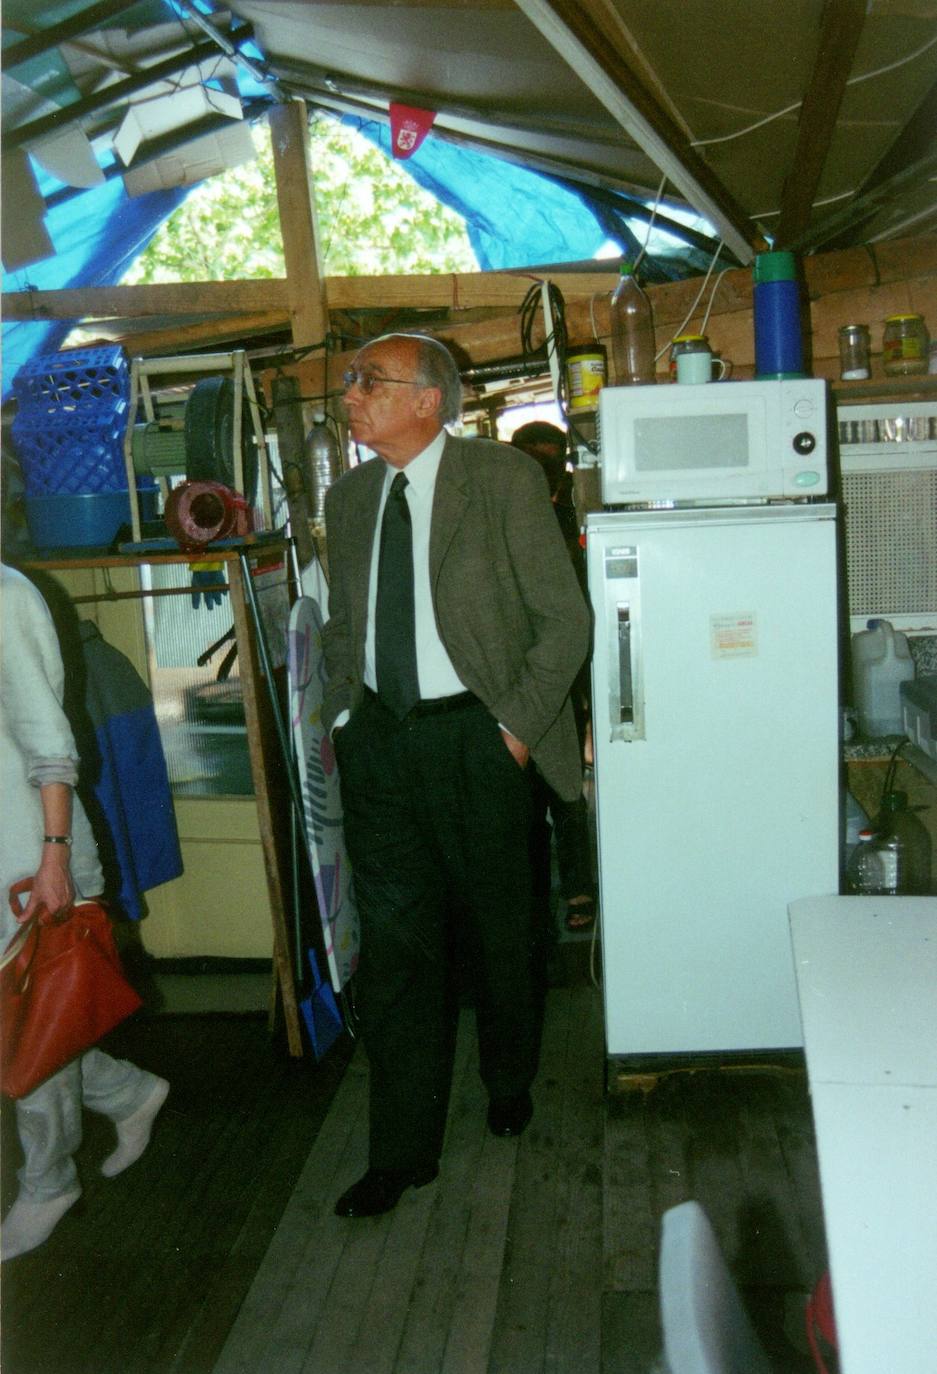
[806,1269,839,1373]
[1,879,143,1100]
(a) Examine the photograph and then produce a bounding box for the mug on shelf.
[676,347,729,384]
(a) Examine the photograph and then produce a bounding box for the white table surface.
[789,896,937,1374]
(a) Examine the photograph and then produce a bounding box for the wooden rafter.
[773,0,868,248]
[0,0,138,69]
[857,76,937,194]
[4,30,246,151]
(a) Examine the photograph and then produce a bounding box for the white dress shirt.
[363,430,467,701]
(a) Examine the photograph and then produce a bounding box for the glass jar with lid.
[838,323,870,380]
[882,313,929,376]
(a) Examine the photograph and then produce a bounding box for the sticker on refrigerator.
[710,613,757,658]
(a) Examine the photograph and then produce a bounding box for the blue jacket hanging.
[75,620,183,919]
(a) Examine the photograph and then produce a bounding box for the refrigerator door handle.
[617,603,634,723]
[610,597,644,741]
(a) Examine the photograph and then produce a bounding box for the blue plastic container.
[753,251,805,378]
[11,345,131,495]
[25,489,158,551]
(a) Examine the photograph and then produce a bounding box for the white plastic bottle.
[609,263,657,385]
[850,618,914,737]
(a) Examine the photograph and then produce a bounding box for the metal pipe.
[459,360,548,383]
[174,0,285,99]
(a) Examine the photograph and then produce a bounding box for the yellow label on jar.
[567,351,606,410]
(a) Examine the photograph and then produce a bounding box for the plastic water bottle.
[304,412,341,528]
[851,619,914,737]
[843,788,869,870]
[845,827,891,894]
[609,263,657,385]
[872,790,932,894]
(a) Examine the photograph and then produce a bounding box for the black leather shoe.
[487,1091,533,1138]
[334,1164,438,1218]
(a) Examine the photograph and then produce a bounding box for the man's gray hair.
[375,332,463,426]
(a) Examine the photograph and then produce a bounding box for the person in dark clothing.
[322,335,589,1219]
[510,421,596,933]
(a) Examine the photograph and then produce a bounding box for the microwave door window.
[633,413,750,473]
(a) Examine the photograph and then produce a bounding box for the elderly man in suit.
[322,332,589,1218]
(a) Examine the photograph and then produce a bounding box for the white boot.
[1,1187,82,1261]
[100,1077,169,1178]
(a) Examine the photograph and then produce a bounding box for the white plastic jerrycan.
[851,618,914,737]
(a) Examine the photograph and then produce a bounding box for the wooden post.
[272,374,316,568]
[268,98,341,540]
[268,100,328,355]
[227,553,304,1056]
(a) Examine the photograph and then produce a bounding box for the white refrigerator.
[586,502,840,1057]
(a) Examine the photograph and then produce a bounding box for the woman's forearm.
[20,781,75,920]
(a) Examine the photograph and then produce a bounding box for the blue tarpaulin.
[345,115,610,271]
[2,105,707,398]
[2,175,188,400]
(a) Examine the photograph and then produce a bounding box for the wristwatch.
[43,835,72,846]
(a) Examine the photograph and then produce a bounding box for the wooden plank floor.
[212,984,826,1374]
[2,974,828,1373]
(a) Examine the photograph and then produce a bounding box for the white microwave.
[599,378,828,505]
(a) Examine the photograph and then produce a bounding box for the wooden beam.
[94,313,289,358]
[855,77,937,193]
[2,281,291,322]
[790,147,937,252]
[8,237,935,332]
[773,0,868,247]
[1,270,621,324]
[268,101,328,349]
[254,240,937,400]
[15,234,934,385]
[1,0,138,69]
[4,35,235,151]
[512,0,758,262]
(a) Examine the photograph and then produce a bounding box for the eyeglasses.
[342,368,425,395]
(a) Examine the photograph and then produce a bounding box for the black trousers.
[336,689,538,1172]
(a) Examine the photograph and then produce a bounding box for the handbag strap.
[9,877,41,922]
[8,876,72,927]
[0,921,35,972]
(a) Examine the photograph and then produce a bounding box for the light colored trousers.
[15,1049,162,1201]
[1,869,159,1204]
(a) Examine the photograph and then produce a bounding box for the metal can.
[837,323,870,381]
[882,314,929,376]
[565,344,607,411]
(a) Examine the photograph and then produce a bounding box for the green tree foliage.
[124,115,477,283]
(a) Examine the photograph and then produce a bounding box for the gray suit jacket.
[321,433,591,801]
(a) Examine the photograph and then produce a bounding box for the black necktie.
[375,471,420,719]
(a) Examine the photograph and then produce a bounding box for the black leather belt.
[364,685,479,717]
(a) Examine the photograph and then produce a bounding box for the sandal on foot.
[565,897,596,931]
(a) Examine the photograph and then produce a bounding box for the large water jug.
[851,619,914,736]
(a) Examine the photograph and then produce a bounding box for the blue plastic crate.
[12,403,131,494]
[11,345,132,495]
[12,345,129,413]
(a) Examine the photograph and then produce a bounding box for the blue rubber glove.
[190,565,228,610]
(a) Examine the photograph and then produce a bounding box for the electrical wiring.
[653,240,726,362]
[517,279,599,456]
[699,266,732,337]
[690,30,937,150]
[749,186,859,222]
[632,172,669,274]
